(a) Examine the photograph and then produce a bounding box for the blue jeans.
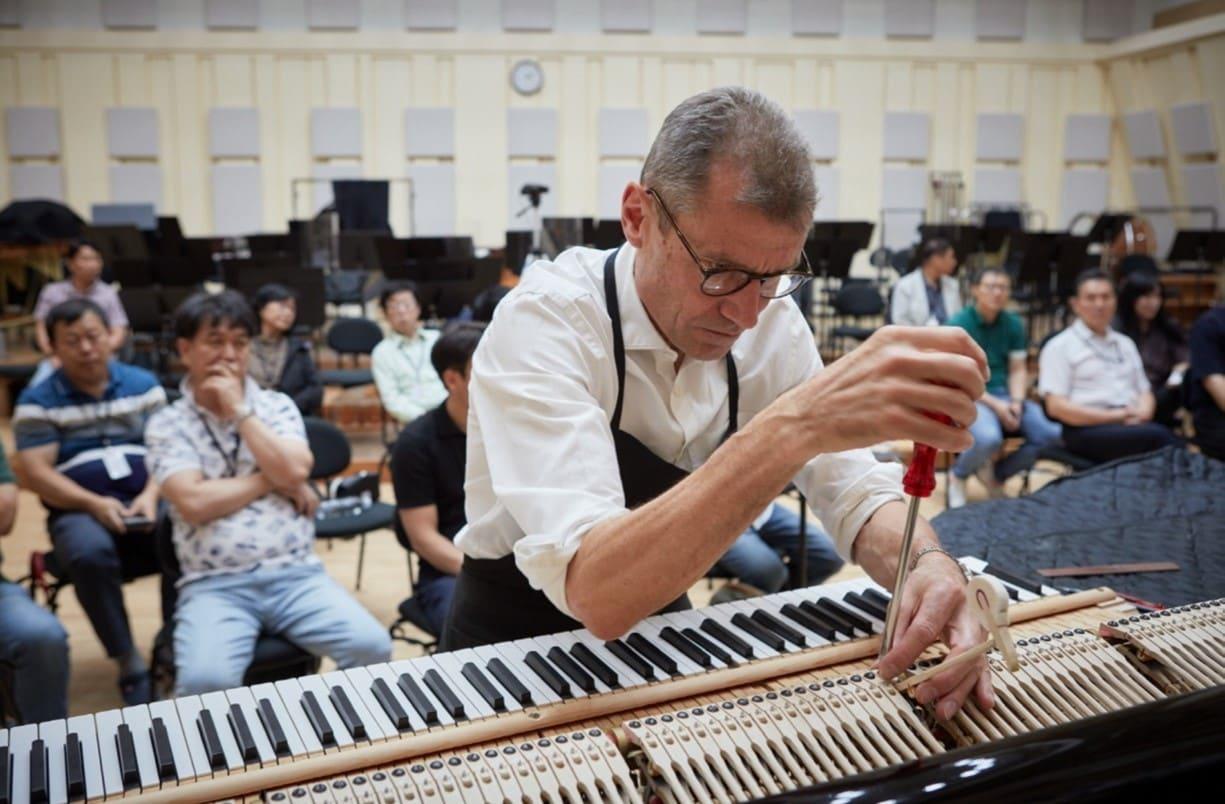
[174,562,392,696]
[715,504,844,593]
[414,575,456,638]
[952,392,1062,481]
[0,580,69,723]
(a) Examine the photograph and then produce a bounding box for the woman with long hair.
[1115,273,1188,427]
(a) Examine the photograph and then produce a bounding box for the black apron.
[441,249,738,650]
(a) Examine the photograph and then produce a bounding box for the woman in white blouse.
[890,239,963,327]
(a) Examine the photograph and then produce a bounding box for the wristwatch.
[233,402,254,424]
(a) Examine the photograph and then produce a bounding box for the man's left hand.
[122,492,159,526]
[876,554,994,721]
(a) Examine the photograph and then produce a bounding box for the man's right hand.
[89,496,129,533]
[989,396,1020,431]
[774,326,988,455]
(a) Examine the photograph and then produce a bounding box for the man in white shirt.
[372,281,447,424]
[449,87,994,722]
[1039,269,1180,463]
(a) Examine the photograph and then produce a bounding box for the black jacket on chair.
[278,337,323,416]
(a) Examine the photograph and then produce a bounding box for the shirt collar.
[432,402,464,438]
[53,360,119,400]
[1071,318,1114,343]
[181,375,262,424]
[388,328,426,347]
[616,243,680,358]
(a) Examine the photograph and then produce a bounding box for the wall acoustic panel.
[502,0,554,31]
[407,164,456,236]
[883,111,930,161]
[599,109,649,158]
[205,0,258,29]
[1180,163,1224,225]
[211,164,262,236]
[601,0,650,32]
[792,0,843,36]
[1083,0,1132,42]
[307,0,359,29]
[507,108,558,158]
[975,0,1025,40]
[1131,166,1172,208]
[208,108,260,158]
[1123,110,1165,160]
[406,0,457,30]
[107,108,159,158]
[880,166,926,250]
[973,168,1022,206]
[10,165,64,201]
[1059,168,1109,229]
[976,112,1024,161]
[1063,114,1111,163]
[311,108,362,158]
[794,109,839,161]
[102,0,157,29]
[884,0,934,38]
[599,164,641,220]
[508,164,559,231]
[1170,101,1218,157]
[813,165,840,221]
[110,164,162,210]
[404,108,454,158]
[5,107,60,158]
[697,0,747,34]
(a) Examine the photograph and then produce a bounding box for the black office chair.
[0,660,15,726]
[304,416,397,590]
[26,540,161,617]
[387,520,439,654]
[317,318,382,388]
[829,281,885,356]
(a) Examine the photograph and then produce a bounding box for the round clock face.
[510,59,544,96]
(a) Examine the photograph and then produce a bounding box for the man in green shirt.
[946,267,1061,507]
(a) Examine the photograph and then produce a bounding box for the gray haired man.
[447,87,992,722]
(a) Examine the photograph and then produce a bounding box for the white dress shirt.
[1038,319,1151,409]
[457,244,904,617]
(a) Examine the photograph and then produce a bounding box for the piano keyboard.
[0,560,1064,804]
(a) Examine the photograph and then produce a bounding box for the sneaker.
[947,474,967,508]
[119,670,153,705]
[975,464,1006,499]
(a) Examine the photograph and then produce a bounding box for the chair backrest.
[304,416,352,479]
[833,282,885,317]
[326,317,383,356]
[120,286,163,333]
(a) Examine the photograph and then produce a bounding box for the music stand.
[287,269,327,329]
[112,258,155,287]
[918,224,983,265]
[587,220,624,250]
[1053,236,1091,300]
[155,256,212,287]
[1168,229,1225,265]
[1085,214,1132,245]
[338,231,382,272]
[544,217,587,256]
[81,225,149,261]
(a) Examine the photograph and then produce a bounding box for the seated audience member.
[1038,270,1179,463]
[947,267,1061,507]
[1187,304,1225,461]
[249,283,323,416]
[714,502,843,594]
[30,241,130,386]
[13,298,164,706]
[889,238,962,327]
[146,290,390,695]
[391,322,486,635]
[1115,273,1188,428]
[372,282,447,424]
[471,285,511,323]
[0,439,70,723]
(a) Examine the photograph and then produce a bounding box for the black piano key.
[984,563,1043,595]
[682,627,737,667]
[422,669,467,720]
[843,590,888,621]
[799,599,854,638]
[397,674,440,725]
[730,612,787,651]
[197,710,227,769]
[28,739,48,804]
[461,662,506,711]
[659,627,712,668]
[604,639,656,682]
[115,724,141,790]
[751,609,807,647]
[65,732,86,799]
[371,679,413,732]
[150,718,177,780]
[626,633,680,676]
[258,697,293,755]
[1003,583,1020,601]
[329,686,369,740]
[780,603,837,641]
[547,647,597,693]
[524,650,572,699]
[817,598,874,634]
[301,690,336,747]
[227,704,261,762]
[569,643,621,689]
[699,619,754,659]
[486,658,534,705]
[0,746,8,804]
[862,587,892,609]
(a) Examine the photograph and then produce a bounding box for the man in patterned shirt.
[146,290,390,695]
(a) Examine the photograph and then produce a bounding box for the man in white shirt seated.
[889,239,962,327]
[372,281,447,424]
[1039,269,1180,464]
[448,87,995,722]
[146,290,391,695]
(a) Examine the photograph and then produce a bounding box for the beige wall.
[0,16,1221,248]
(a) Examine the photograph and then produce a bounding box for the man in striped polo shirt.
[13,298,166,706]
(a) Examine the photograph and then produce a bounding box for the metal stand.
[514,183,550,274]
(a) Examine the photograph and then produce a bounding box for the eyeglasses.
[646,188,814,299]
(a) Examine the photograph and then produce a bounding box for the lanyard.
[195,410,242,477]
[1077,331,1125,365]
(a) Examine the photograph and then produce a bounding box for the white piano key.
[199,691,246,771]
[498,641,564,705]
[7,723,38,804]
[119,705,161,792]
[428,651,500,718]
[566,629,650,690]
[148,699,198,783]
[36,719,66,804]
[171,696,218,778]
[64,714,104,800]
[225,687,278,765]
[297,674,356,748]
[272,679,324,755]
[322,669,387,741]
[363,664,430,733]
[339,667,401,739]
[389,659,458,726]
[93,709,125,797]
[250,682,310,758]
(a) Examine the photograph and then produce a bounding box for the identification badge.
[102,448,132,480]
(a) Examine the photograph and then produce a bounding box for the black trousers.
[1062,422,1180,464]
[1193,412,1225,462]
